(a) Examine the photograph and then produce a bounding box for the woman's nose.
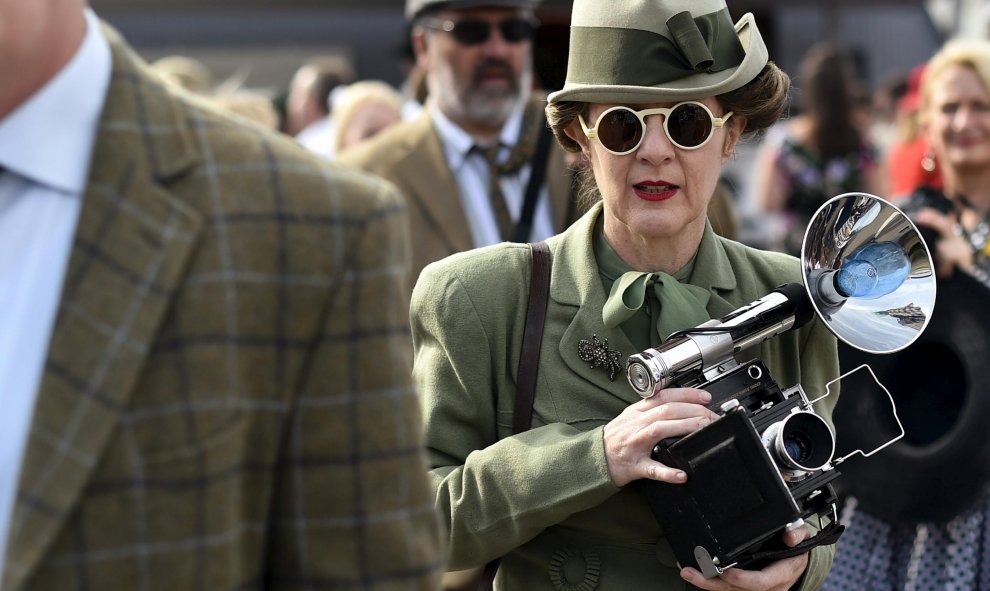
[637,115,675,163]
[952,104,980,129]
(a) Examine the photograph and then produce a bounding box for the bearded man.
[339,0,582,283]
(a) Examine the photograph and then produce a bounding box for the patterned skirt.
[823,491,990,591]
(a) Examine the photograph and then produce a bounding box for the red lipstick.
[633,180,678,202]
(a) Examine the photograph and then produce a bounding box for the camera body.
[624,284,843,577]
[639,357,840,577]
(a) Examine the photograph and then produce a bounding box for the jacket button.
[548,546,601,591]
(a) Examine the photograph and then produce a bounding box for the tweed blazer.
[2,26,444,591]
[337,103,580,283]
[411,202,840,590]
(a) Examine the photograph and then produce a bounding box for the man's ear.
[412,28,430,71]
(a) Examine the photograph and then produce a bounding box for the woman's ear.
[563,119,590,153]
[721,115,747,161]
[918,116,932,142]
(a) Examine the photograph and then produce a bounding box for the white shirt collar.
[0,8,112,194]
[429,99,526,172]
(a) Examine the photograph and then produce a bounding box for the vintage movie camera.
[625,194,937,578]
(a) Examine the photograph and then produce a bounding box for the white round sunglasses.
[578,101,734,155]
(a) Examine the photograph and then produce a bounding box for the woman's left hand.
[678,525,810,591]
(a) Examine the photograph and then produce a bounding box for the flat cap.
[406,0,540,21]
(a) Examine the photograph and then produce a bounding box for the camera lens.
[763,411,835,475]
[783,432,812,463]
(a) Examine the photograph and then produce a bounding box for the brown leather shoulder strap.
[513,241,552,435]
[480,241,552,591]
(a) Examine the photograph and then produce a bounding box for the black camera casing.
[640,359,840,575]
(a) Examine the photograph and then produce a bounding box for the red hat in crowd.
[897,62,927,115]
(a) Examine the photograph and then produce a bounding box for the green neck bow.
[594,221,711,350]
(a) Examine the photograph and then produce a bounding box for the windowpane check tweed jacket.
[1,24,444,591]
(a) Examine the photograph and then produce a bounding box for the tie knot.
[474,138,532,178]
[473,99,544,176]
[475,142,504,166]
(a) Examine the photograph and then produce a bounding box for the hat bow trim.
[565,7,745,87]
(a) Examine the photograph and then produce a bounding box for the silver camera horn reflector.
[802,193,936,354]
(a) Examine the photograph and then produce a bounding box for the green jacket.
[411,202,839,590]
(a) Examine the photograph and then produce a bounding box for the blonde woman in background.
[332,80,405,154]
[825,38,990,591]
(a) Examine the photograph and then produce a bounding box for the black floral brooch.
[577,335,622,382]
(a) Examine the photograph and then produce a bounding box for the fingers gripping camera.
[624,285,844,577]
[635,354,844,578]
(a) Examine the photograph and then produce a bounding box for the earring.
[921,149,936,173]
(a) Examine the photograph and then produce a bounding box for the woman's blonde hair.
[331,80,405,154]
[920,39,990,125]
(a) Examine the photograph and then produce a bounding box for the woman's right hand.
[914,206,975,278]
[602,388,720,487]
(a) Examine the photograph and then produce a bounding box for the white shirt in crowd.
[430,99,555,248]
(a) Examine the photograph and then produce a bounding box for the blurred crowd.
[7,0,990,587]
[148,33,949,263]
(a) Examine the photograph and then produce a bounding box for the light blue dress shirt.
[0,8,111,575]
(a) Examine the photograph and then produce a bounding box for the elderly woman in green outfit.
[411,1,840,590]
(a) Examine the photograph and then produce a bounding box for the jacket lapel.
[4,28,203,590]
[549,204,641,405]
[689,221,740,319]
[395,113,473,254]
[397,105,576,252]
[548,209,742,405]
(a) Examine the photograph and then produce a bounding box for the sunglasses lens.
[451,20,491,45]
[500,19,535,43]
[667,103,713,148]
[446,19,534,45]
[597,108,644,154]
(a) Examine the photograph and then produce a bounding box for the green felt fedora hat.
[406,0,540,21]
[547,0,768,104]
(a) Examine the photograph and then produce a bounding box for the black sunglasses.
[421,17,538,45]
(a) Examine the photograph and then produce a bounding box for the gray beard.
[433,62,533,130]
[458,88,522,127]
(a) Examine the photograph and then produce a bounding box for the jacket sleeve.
[411,259,620,570]
[268,179,445,590]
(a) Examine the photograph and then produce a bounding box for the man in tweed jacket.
[0,1,444,589]
[339,0,581,284]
